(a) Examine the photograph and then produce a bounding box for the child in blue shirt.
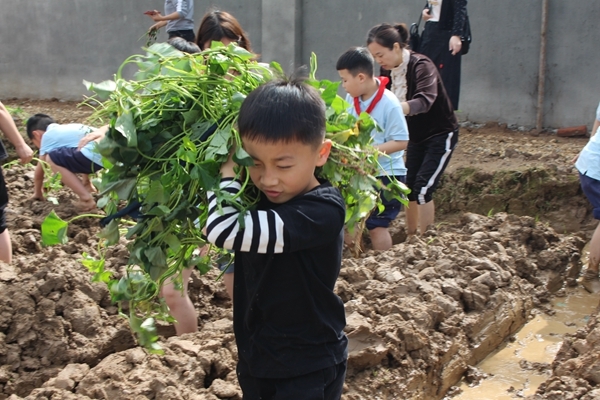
[26,114,106,212]
[575,101,600,293]
[337,47,409,250]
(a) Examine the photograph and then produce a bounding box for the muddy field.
[0,99,599,400]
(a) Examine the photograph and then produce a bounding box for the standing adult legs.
[405,132,457,234]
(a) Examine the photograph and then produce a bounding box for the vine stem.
[66,213,136,225]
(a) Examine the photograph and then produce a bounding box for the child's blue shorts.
[366,175,406,230]
[48,148,103,174]
[580,172,600,220]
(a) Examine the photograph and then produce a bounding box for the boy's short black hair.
[336,47,374,78]
[237,77,325,148]
[26,113,55,139]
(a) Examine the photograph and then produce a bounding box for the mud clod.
[1,101,599,400]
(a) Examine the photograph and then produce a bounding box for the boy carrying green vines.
[205,77,347,399]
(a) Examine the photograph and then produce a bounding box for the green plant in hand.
[41,44,409,352]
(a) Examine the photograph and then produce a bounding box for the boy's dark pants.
[237,360,347,400]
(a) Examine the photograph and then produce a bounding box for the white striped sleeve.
[206,179,287,253]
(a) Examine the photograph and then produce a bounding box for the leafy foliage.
[41,44,409,351]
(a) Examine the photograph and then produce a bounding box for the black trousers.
[237,360,347,400]
[406,130,458,205]
[167,29,195,43]
[420,21,462,110]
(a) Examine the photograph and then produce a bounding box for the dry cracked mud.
[0,99,599,400]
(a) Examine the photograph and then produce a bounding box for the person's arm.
[404,59,438,116]
[151,0,191,22]
[31,156,46,200]
[400,102,410,116]
[151,11,181,22]
[206,156,344,254]
[0,102,33,164]
[77,125,108,150]
[375,103,410,154]
[422,6,433,22]
[149,20,168,31]
[450,0,468,55]
[375,140,408,155]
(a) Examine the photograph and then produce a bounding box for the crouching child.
[26,114,106,212]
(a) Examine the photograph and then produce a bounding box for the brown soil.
[1,99,599,400]
[526,309,600,400]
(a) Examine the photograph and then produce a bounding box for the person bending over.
[26,114,106,212]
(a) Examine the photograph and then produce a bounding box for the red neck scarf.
[353,76,389,115]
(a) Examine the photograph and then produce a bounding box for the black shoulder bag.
[461,14,472,55]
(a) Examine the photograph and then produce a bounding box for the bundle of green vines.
[57,43,408,351]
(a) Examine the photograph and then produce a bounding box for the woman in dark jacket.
[421,0,468,110]
[367,22,458,235]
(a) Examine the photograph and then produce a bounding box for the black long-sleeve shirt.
[206,178,348,378]
[438,0,468,37]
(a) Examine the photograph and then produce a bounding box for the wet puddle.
[452,283,597,399]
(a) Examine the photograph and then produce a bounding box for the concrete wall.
[1,0,600,128]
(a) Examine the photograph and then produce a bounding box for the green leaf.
[97,219,120,245]
[98,178,137,200]
[331,95,348,114]
[205,127,232,160]
[190,121,214,141]
[182,110,201,125]
[41,210,69,246]
[96,195,111,209]
[270,61,285,77]
[83,79,116,101]
[233,146,254,167]
[96,137,120,159]
[126,221,146,240]
[115,112,138,148]
[145,205,171,217]
[192,160,219,189]
[145,247,168,269]
[227,43,255,60]
[132,315,163,354]
[319,80,340,106]
[164,234,181,253]
[145,180,167,205]
[147,42,184,58]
